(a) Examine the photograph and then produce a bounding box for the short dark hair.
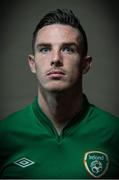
[32,9,88,57]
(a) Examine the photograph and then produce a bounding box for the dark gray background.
[1,0,119,119]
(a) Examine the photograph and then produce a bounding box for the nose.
[51,50,63,67]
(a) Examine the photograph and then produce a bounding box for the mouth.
[46,70,66,78]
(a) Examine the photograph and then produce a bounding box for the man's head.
[32,9,88,57]
[28,9,92,93]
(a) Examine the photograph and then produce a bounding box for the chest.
[0,131,119,179]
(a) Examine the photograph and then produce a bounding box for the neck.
[38,87,83,134]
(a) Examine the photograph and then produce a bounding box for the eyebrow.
[61,43,79,49]
[62,42,78,46]
[36,43,51,48]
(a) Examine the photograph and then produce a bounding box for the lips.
[47,70,65,75]
[46,70,65,78]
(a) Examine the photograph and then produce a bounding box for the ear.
[82,56,92,74]
[28,54,36,73]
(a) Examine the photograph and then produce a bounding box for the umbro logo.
[14,157,35,168]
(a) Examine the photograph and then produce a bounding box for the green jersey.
[0,96,119,179]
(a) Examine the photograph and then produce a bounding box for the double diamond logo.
[14,157,35,168]
[84,151,109,178]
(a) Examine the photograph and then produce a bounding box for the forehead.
[35,24,81,44]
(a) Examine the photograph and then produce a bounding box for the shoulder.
[0,103,33,130]
[89,104,119,128]
[86,104,119,148]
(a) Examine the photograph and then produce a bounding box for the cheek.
[35,58,46,73]
[68,62,83,81]
[66,58,81,74]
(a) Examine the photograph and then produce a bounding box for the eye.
[39,47,50,54]
[62,46,75,54]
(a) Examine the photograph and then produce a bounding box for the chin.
[39,80,79,93]
[47,87,68,93]
[44,83,70,93]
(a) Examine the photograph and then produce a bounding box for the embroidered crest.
[84,151,109,178]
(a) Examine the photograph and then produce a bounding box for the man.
[0,9,119,179]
